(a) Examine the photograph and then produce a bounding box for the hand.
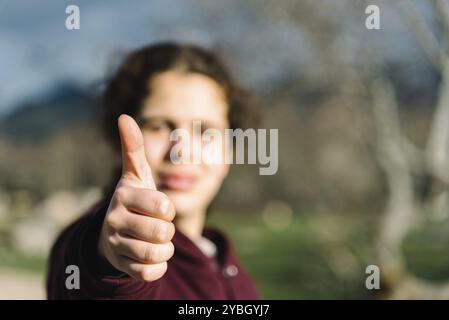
[98,114,176,282]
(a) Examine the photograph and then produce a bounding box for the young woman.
[46,42,260,299]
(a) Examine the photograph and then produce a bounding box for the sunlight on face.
[139,71,230,216]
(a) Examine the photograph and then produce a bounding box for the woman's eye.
[143,121,169,132]
[202,129,212,137]
[203,126,224,136]
[202,128,222,142]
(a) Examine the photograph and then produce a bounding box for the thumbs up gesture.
[98,115,176,282]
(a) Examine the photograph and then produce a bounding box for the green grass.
[3,211,449,299]
[0,248,47,273]
[2,211,374,299]
[402,219,449,281]
[206,212,375,299]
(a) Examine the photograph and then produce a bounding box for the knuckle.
[154,192,170,213]
[107,234,120,248]
[153,222,168,242]
[169,241,175,256]
[166,222,175,240]
[115,186,128,204]
[165,242,175,260]
[141,267,155,282]
[143,263,167,282]
[143,245,158,263]
[105,213,119,230]
[159,262,168,277]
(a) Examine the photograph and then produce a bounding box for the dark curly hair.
[102,42,259,149]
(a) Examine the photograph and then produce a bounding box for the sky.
[0,0,435,116]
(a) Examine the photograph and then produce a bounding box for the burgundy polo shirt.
[46,201,260,299]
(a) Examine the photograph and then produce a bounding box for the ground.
[0,267,44,299]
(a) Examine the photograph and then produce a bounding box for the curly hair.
[102,42,259,149]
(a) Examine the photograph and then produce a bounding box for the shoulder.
[50,201,106,260]
[46,200,108,299]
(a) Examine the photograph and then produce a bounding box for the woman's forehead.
[141,71,229,125]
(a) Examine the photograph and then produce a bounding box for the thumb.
[118,114,156,189]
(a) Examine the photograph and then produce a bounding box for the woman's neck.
[173,210,206,242]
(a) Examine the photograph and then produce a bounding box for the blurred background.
[2,0,449,299]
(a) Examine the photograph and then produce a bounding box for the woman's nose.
[165,132,194,163]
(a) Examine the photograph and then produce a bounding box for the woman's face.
[139,71,230,216]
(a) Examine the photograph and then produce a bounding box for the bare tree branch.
[369,78,418,287]
[434,0,449,51]
[370,76,449,298]
[426,59,449,183]
[398,0,445,70]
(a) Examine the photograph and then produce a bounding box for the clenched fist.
[98,114,176,282]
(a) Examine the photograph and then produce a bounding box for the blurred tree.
[368,0,449,299]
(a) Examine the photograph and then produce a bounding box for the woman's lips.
[158,173,197,191]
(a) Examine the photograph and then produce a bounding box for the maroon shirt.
[46,201,260,299]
